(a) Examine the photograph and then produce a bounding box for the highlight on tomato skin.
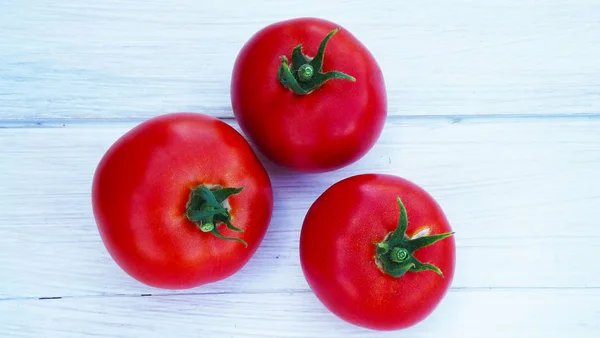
[230,17,387,173]
[91,112,274,289]
[299,173,456,331]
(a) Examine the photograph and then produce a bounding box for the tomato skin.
[299,174,455,330]
[92,113,273,289]
[231,17,387,173]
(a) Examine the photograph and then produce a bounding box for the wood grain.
[2,1,600,336]
[2,289,599,337]
[1,117,599,300]
[2,0,599,120]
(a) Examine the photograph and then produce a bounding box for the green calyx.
[375,198,454,278]
[185,185,247,247]
[277,28,356,95]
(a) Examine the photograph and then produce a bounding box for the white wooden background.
[1,1,599,337]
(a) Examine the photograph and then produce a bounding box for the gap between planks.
[1,112,600,129]
[3,286,600,303]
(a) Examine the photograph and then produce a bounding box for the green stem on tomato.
[389,247,410,263]
[184,185,247,246]
[277,28,356,95]
[375,198,454,278]
[199,222,215,232]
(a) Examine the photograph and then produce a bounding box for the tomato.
[231,17,387,173]
[299,174,455,330]
[92,113,273,289]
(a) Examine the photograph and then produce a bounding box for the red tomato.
[231,17,387,173]
[300,174,455,330]
[92,113,273,289]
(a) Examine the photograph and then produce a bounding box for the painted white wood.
[2,1,600,335]
[2,0,600,119]
[1,118,599,302]
[2,289,599,337]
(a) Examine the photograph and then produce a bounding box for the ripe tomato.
[92,113,273,289]
[231,17,387,173]
[300,174,455,330]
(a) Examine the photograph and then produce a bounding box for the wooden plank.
[2,0,599,119]
[1,117,599,299]
[1,289,599,337]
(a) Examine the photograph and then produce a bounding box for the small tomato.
[231,17,387,173]
[300,174,455,330]
[92,113,273,289]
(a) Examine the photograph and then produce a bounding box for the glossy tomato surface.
[231,17,387,173]
[300,174,455,330]
[92,113,273,289]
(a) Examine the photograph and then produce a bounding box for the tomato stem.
[297,64,314,82]
[277,28,356,95]
[390,247,409,263]
[375,198,454,278]
[185,185,247,246]
[200,222,215,232]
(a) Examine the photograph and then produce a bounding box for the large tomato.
[300,174,455,330]
[92,113,273,289]
[231,17,387,173]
